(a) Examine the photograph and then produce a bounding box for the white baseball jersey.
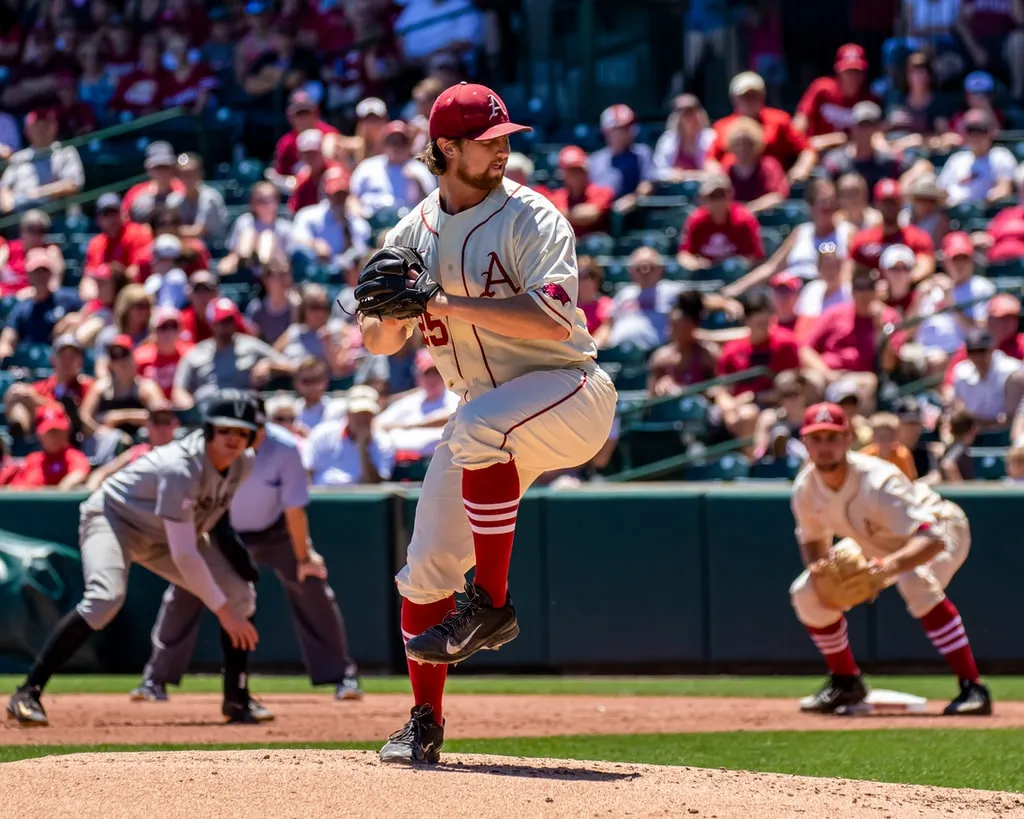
[791,452,961,556]
[384,177,597,401]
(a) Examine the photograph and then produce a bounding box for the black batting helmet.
[202,389,262,444]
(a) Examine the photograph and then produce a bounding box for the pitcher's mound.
[2,749,1020,818]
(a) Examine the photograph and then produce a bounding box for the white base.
[800,688,929,715]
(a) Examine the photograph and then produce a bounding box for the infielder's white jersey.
[791,452,962,556]
[385,177,597,401]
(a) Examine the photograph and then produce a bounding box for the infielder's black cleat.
[404,583,519,665]
[943,680,993,716]
[379,704,444,764]
[800,674,868,714]
[130,680,169,702]
[222,696,275,724]
[7,685,48,726]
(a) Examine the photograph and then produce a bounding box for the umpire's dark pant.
[142,516,357,686]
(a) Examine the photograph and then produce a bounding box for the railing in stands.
[605,436,755,483]
[614,365,774,420]
[0,173,149,232]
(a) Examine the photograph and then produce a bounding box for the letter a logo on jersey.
[480,252,519,297]
[487,94,504,121]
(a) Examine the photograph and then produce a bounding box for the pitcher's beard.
[456,164,504,192]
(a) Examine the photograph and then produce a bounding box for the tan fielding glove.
[810,543,889,611]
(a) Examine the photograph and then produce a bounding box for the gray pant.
[142,516,357,686]
[76,511,256,631]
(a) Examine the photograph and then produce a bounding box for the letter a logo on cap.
[487,94,504,121]
[815,405,834,424]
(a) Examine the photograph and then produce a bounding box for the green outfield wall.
[0,485,1020,675]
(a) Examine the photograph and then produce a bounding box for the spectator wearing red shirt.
[944,293,1024,385]
[769,272,801,332]
[0,438,18,486]
[709,72,816,181]
[678,173,765,273]
[848,179,935,282]
[807,269,903,375]
[135,306,193,399]
[271,90,340,181]
[794,44,878,144]
[54,74,97,139]
[719,117,789,214]
[718,290,801,398]
[110,34,166,118]
[160,34,219,114]
[85,193,152,274]
[178,269,250,343]
[546,146,616,238]
[134,207,211,283]
[9,405,91,489]
[122,142,186,225]
[288,129,339,213]
[2,334,94,439]
[957,0,1024,100]
[980,167,1024,261]
[0,27,78,114]
[0,209,53,296]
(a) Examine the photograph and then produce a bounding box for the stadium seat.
[761,227,784,257]
[749,455,803,480]
[974,430,1011,448]
[577,233,616,257]
[3,343,52,370]
[985,259,1024,277]
[651,179,701,200]
[947,202,983,232]
[597,343,650,391]
[0,296,17,321]
[756,201,810,229]
[392,457,431,482]
[685,453,751,481]
[969,451,1006,480]
[645,394,709,425]
[635,204,692,233]
[615,230,677,257]
[619,427,687,469]
[369,206,409,233]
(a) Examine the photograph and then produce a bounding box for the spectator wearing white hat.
[142,235,189,308]
[122,141,185,225]
[350,120,435,217]
[303,384,395,486]
[352,97,389,163]
[877,242,920,316]
[708,72,816,183]
[900,173,949,247]
[937,109,1015,207]
[588,104,655,208]
[503,152,538,190]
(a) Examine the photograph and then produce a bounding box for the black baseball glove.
[350,246,440,321]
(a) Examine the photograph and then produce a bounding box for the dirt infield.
[4,692,1024,746]
[4,749,1023,819]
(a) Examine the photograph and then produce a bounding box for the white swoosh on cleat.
[445,626,481,654]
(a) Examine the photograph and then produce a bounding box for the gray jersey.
[82,429,254,547]
[173,335,284,401]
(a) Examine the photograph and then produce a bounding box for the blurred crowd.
[2,1,1024,488]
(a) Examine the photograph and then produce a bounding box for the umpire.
[8,389,268,726]
[131,403,362,702]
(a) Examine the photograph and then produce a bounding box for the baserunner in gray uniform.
[130,408,363,703]
[7,390,271,727]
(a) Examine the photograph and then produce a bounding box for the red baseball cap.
[322,166,351,195]
[835,43,868,72]
[382,120,409,140]
[25,108,57,128]
[36,404,70,435]
[428,82,532,142]
[414,348,437,374]
[942,230,974,258]
[770,271,801,291]
[873,178,901,201]
[25,247,57,274]
[108,333,134,351]
[800,402,851,436]
[988,293,1021,318]
[207,297,240,324]
[558,145,588,170]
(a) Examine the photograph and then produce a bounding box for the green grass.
[3,674,1024,700]
[4,731,1024,792]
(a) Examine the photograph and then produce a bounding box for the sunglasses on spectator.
[272,414,296,424]
[852,280,876,292]
[306,302,329,311]
[299,375,325,385]
[254,197,276,205]
[965,124,989,135]
[108,348,132,361]
[24,225,46,233]
[131,301,151,310]
[157,322,179,332]
[150,412,177,426]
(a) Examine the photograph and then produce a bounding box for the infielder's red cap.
[428,82,532,142]
[800,402,850,436]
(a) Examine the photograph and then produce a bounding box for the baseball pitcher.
[129,412,362,702]
[352,82,617,763]
[7,390,271,726]
[791,402,991,715]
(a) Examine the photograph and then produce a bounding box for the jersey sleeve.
[516,204,579,334]
[873,472,938,538]
[154,463,202,523]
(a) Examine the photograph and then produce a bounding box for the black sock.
[26,610,95,690]
[220,625,250,704]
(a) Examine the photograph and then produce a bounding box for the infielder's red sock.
[402,596,455,723]
[806,618,860,676]
[919,598,980,683]
[463,460,520,607]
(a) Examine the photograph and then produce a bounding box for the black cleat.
[7,685,48,726]
[800,674,869,714]
[404,583,519,665]
[222,696,275,724]
[943,680,993,716]
[379,704,444,764]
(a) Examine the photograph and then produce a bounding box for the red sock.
[401,596,455,723]
[806,618,860,676]
[462,460,520,607]
[919,598,980,683]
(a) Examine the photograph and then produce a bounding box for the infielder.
[7,390,270,726]
[351,82,618,764]
[130,411,362,702]
[791,402,991,715]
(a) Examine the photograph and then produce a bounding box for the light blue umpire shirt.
[229,423,310,534]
